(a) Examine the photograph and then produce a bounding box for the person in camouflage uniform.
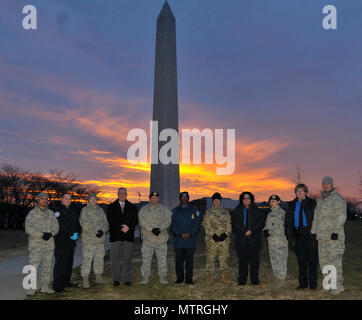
[25,193,59,295]
[80,193,109,288]
[138,192,172,285]
[311,176,347,295]
[264,195,288,285]
[202,193,232,284]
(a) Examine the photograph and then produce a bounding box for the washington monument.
[150,1,180,209]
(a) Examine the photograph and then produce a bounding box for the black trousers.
[175,248,195,281]
[294,233,318,288]
[237,240,260,285]
[53,239,75,291]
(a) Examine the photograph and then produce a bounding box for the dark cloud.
[0,0,361,200]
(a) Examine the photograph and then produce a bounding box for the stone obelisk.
[150,1,180,209]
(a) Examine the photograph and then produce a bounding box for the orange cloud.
[71,136,294,203]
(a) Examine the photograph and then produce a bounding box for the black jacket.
[285,196,316,240]
[53,204,81,247]
[231,203,265,251]
[107,199,138,242]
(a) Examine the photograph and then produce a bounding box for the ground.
[26,220,362,300]
[0,229,28,262]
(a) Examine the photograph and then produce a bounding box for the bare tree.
[23,172,50,207]
[291,164,303,185]
[48,169,78,201]
[0,164,30,206]
[0,163,103,228]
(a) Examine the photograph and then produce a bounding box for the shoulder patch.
[54,211,60,218]
[195,211,200,217]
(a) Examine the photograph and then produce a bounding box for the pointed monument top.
[158,1,175,19]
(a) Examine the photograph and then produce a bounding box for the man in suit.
[231,192,265,285]
[107,187,138,286]
[286,184,318,290]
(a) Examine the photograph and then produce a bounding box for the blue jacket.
[171,204,201,249]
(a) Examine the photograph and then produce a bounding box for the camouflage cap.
[37,193,49,201]
[322,176,334,186]
[88,193,97,201]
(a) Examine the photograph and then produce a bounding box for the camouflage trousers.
[81,242,105,277]
[318,239,345,292]
[141,240,167,278]
[268,239,288,280]
[28,240,54,288]
[205,239,230,272]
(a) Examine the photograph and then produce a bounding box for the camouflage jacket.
[264,206,287,243]
[311,189,346,241]
[203,207,232,241]
[139,203,171,245]
[25,206,59,247]
[80,204,109,244]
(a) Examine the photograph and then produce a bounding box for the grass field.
[29,220,362,300]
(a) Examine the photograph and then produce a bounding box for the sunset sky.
[0,0,361,204]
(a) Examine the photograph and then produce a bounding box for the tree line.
[0,163,361,229]
[0,163,101,229]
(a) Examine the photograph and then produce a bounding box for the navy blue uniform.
[171,204,201,282]
[53,204,81,291]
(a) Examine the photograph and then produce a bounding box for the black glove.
[264,230,270,238]
[152,228,161,236]
[218,233,227,242]
[212,234,220,242]
[42,232,52,241]
[311,233,317,241]
[331,233,338,240]
[96,230,104,238]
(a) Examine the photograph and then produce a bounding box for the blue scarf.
[243,208,247,227]
[294,200,307,228]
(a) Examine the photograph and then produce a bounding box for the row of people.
[136,176,346,295]
[24,175,346,296]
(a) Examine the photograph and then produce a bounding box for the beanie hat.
[179,192,189,200]
[212,192,222,202]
